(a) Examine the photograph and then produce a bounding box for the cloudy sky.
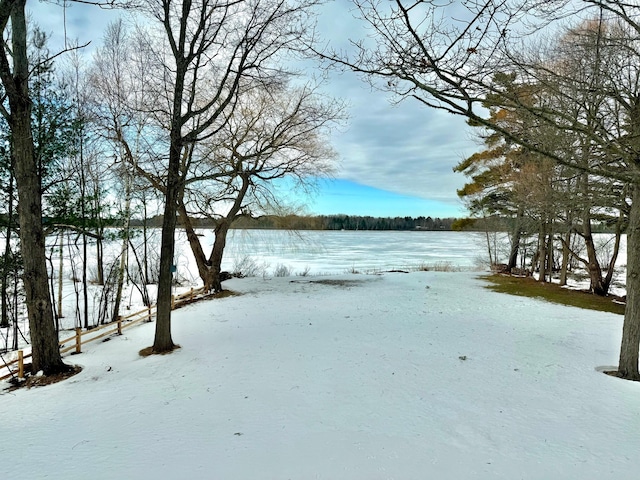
[31,0,477,218]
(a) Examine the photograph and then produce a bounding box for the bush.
[273,264,291,277]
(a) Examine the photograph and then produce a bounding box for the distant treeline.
[133,214,458,231]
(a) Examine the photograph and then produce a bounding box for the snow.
[2,271,639,479]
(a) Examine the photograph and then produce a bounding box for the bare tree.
[180,82,342,292]
[323,1,640,379]
[136,0,321,352]
[0,0,69,374]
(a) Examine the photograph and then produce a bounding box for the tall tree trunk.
[582,212,606,295]
[546,228,554,281]
[153,157,179,352]
[559,230,571,286]
[96,227,104,286]
[56,231,64,319]
[152,0,196,354]
[178,201,213,290]
[618,185,640,380]
[507,206,524,271]
[112,168,132,324]
[4,2,66,374]
[484,220,493,266]
[143,198,149,284]
[602,210,624,294]
[80,144,89,328]
[537,224,547,283]
[1,170,14,328]
[209,221,230,293]
[207,175,249,292]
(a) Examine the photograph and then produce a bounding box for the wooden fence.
[0,286,206,382]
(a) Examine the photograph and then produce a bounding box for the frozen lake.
[172,230,491,279]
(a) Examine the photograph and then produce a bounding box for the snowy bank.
[2,272,639,480]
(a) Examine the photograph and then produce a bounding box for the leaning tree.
[179,81,342,292]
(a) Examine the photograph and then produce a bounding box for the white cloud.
[30,0,478,213]
[329,82,476,206]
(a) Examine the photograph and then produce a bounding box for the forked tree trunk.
[582,215,606,295]
[559,231,571,286]
[618,185,640,380]
[602,212,623,294]
[179,175,249,292]
[207,175,249,292]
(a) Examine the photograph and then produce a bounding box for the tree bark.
[178,201,213,291]
[507,206,523,272]
[1,170,14,328]
[153,144,180,353]
[579,178,607,295]
[537,225,547,283]
[618,185,640,380]
[4,2,67,374]
[112,168,131,324]
[559,230,571,286]
[209,221,231,293]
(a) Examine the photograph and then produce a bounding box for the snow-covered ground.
[2,271,638,479]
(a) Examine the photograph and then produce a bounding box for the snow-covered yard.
[2,271,639,479]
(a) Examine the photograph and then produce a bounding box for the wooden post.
[171,294,175,310]
[17,350,24,378]
[190,287,194,300]
[75,327,82,354]
[117,316,122,335]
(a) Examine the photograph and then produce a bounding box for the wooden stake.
[75,327,82,354]
[117,316,122,335]
[18,350,23,378]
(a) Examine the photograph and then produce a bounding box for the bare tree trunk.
[3,2,67,374]
[180,174,250,292]
[154,180,178,352]
[112,169,131,324]
[153,129,183,352]
[581,200,606,295]
[537,225,547,283]
[618,185,640,380]
[96,229,104,286]
[602,211,624,293]
[178,201,212,290]
[584,233,606,294]
[80,148,89,328]
[142,197,149,283]
[559,231,571,286]
[56,231,64,319]
[507,206,524,271]
[1,170,14,328]
[484,225,494,267]
[209,221,230,293]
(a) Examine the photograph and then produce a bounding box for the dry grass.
[481,274,625,315]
